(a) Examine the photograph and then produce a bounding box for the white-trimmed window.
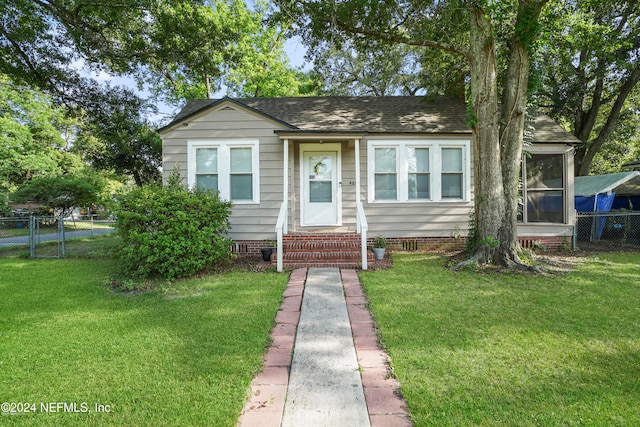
[441,147,463,199]
[188,140,259,203]
[368,140,470,202]
[408,147,430,199]
[518,152,566,223]
[374,147,398,200]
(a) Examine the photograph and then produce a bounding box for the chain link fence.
[0,216,117,258]
[575,211,640,250]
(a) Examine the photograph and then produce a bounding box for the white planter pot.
[372,247,386,260]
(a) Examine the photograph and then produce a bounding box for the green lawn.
[360,253,640,426]
[0,255,288,426]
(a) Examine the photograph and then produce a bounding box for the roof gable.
[158,97,297,133]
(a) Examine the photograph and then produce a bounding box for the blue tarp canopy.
[575,193,616,213]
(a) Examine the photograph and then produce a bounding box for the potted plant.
[261,240,275,262]
[372,236,386,260]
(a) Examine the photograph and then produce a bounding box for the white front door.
[301,144,341,226]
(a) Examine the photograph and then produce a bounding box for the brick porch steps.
[273,232,375,269]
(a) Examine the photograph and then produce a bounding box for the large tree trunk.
[497,0,545,267]
[498,46,528,266]
[465,1,545,268]
[467,6,505,264]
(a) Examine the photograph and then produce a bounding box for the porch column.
[354,137,368,270]
[283,138,289,234]
[354,138,361,203]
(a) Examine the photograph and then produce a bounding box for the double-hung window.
[188,140,259,203]
[368,140,469,202]
[408,147,430,199]
[229,147,253,200]
[195,148,219,191]
[441,147,463,199]
[374,147,398,200]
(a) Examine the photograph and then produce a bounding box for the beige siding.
[161,103,286,241]
[517,224,574,237]
[363,203,474,237]
[287,136,475,237]
[342,143,357,229]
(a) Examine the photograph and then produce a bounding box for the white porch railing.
[356,201,368,270]
[275,201,288,272]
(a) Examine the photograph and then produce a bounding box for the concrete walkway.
[237,268,412,427]
[282,268,369,426]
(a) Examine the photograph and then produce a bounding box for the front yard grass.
[360,253,640,426]
[0,255,288,426]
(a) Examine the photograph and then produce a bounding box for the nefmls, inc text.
[39,402,111,413]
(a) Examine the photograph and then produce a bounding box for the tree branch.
[576,59,606,143]
[579,65,640,175]
[333,20,469,61]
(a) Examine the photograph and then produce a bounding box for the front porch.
[275,133,369,272]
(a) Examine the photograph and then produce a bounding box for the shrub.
[373,236,387,248]
[114,179,233,280]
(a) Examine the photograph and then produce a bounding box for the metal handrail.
[356,201,368,270]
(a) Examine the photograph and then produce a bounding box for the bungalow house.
[159,96,579,271]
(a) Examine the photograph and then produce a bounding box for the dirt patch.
[532,254,584,274]
[443,249,585,275]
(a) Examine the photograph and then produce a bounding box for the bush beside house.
[115,175,233,280]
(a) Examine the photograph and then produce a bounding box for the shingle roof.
[528,113,580,144]
[161,96,580,143]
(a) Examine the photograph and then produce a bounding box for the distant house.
[159,96,579,270]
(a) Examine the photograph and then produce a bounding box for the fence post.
[29,215,34,258]
[59,216,66,258]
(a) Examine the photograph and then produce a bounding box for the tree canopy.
[537,0,640,176]
[0,75,84,189]
[310,39,425,96]
[73,87,162,187]
[1,0,319,189]
[1,0,318,106]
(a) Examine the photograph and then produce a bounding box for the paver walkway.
[237,268,412,427]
